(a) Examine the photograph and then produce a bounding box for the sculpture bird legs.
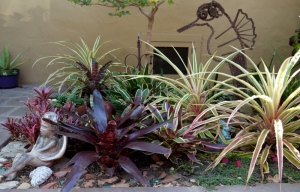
[177,0,257,88]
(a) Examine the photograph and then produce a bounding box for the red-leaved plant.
[1,87,78,145]
[43,89,172,192]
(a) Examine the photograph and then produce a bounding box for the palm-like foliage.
[206,49,300,184]
[33,36,119,95]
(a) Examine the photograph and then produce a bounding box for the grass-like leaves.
[33,36,119,94]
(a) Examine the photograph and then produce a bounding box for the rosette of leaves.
[147,101,228,164]
[33,36,119,96]
[205,49,300,184]
[128,42,228,119]
[43,89,172,192]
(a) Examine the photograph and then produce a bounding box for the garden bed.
[1,151,300,190]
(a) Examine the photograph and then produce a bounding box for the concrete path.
[0,85,36,148]
[0,85,299,192]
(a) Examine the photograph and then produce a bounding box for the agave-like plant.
[33,36,119,95]
[0,46,28,70]
[206,49,300,184]
[44,89,172,192]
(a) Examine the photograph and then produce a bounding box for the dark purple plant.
[76,60,112,96]
[44,89,172,192]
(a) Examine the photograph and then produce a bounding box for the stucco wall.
[0,0,299,85]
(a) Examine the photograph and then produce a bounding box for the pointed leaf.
[274,119,284,183]
[114,119,173,150]
[246,129,269,183]
[118,155,150,186]
[186,153,199,163]
[260,145,271,181]
[55,130,98,145]
[42,119,98,144]
[95,60,112,83]
[201,141,228,149]
[148,104,164,123]
[283,149,300,169]
[134,89,143,104]
[92,90,107,133]
[62,151,99,192]
[283,139,300,161]
[125,141,171,156]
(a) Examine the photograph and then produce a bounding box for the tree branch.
[149,0,165,18]
[138,6,150,19]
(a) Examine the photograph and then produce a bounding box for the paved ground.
[0,85,36,148]
[0,85,299,192]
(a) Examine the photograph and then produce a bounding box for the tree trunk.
[145,16,154,64]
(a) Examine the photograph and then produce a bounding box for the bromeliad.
[44,89,172,192]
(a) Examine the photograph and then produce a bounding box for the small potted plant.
[0,46,28,88]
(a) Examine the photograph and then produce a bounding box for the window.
[149,34,202,76]
[153,47,189,75]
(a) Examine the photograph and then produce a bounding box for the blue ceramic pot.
[0,69,20,88]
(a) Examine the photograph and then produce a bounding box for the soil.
[1,151,300,190]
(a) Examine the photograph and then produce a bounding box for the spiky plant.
[206,49,300,184]
[33,36,119,95]
[0,46,28,70]
[128,42,228,119]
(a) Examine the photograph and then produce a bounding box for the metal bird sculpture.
[177,0,257,87]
